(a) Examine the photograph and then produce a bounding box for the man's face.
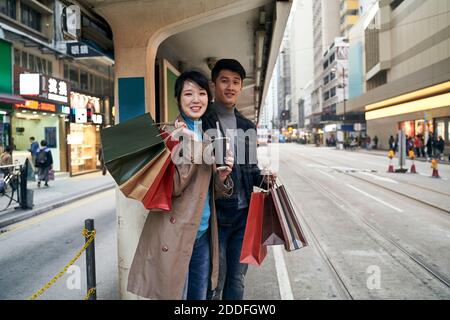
[213,70,243,109]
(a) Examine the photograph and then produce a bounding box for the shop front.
[11,100,67,171]
[12,73,71,171]
[68,92,105,176]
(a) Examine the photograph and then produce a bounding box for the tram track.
[278,152,450,295]
[295,149,450,215]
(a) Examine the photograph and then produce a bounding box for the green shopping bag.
[100,113,166,187]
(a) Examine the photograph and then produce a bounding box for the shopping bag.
[100,113,166,187]
[271,185,308,252]
[48,169,55,181]
[141,130,179,211]
[261,191,285,246]
[239,192,267,266]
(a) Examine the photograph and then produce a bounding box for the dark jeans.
[182,231,211,300]
[209,208,249,300]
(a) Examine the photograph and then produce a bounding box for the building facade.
[346,0,450,154]
[0,0,114,174]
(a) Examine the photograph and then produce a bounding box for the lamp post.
[331,65,347,123]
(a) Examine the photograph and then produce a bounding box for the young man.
[202,59,274,300]
[28,137,39,163]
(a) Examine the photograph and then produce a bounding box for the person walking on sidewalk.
[436,135,445,160]
[0,146,13,176]
[28,137,40,166]
[202,59,276,300]
[426,133,435,160]
[388,135,395,152]
[35,140,53,188]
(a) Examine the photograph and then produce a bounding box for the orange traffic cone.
[409,150,417,173]
[387,150,395,173]
[431,159,440,178]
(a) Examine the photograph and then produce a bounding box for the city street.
[1,144,449,300]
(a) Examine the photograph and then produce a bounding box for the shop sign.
[67,42,103,58]
[324,124,337,132]
[59,105,71,115]
[74,108,87,123]
[19,74,41,95]
[15,100,56,113]
[91,114,103,125]
[70,92,101,113]
[19,74,70,104]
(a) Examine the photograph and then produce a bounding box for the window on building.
[14,48,21,66]
[324,91,330,101]
[330,71,336,80]
[21,51,27,69]
[28,53,35,70]
[323,75,329,85]
[103,77,110,96]
[80,71,89,91]
[21,3,42,32]
[69,66,79,89]
[94,75,102,95]
[329,53,335,63]
[323,60,329,70]
[47,60,52,75]
[330,87,336,97]
[63,64,69,79]
[0,0,16,19]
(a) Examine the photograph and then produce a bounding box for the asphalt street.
[1,144,449,300]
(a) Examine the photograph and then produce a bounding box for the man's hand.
[217,165,232,183]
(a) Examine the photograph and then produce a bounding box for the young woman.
[127,70,233,300]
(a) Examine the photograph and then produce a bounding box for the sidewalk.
[353,147,450,165]
[0,171,115,229]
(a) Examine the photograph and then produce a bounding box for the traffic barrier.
[431,159,440,178]
[409,150,417,174]
[29,220,97,300]
[387,150,395,173]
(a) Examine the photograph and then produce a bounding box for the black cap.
[211,59,246,82]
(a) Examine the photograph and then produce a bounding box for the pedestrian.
[426,133,434,160]
[365,135,371,150]
[0,145,13,177]
[28,137,39,166]
[201,59,276,300]
[35,140,53,188]
[435,135,445,160]
[373,135,378,149]
[414,135,422,158]
[388,135,395,151]
[127,70,234,300]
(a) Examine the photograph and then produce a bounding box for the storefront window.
[436,121,445,140]
[398,121,415,137]
[447,121,450,142]
[414,119,433,136]
[68,123,100,175]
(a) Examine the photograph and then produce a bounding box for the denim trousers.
[209,208,249,300]
[182,230,211,300]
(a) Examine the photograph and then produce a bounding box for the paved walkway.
[0,171,115,228]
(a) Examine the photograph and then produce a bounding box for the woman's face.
[179,80,208,120]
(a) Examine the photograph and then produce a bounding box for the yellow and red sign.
[15,100,56,113]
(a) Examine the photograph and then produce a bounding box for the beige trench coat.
[127,129,233,300]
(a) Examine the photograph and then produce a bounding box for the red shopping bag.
[239,192,268,266]
[141,130,178,211]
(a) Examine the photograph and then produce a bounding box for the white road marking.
[317,169,337,180]
[306,164,327,168]
[273,245,294,300]
[346,184,403,212]
[360,172,398,184]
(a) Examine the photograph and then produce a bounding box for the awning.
[0,93,26,104]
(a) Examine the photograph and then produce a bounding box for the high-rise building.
[289,0,314,131]
[340,0,360,36]
[311,0,340,132]
[346,0,450,152]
